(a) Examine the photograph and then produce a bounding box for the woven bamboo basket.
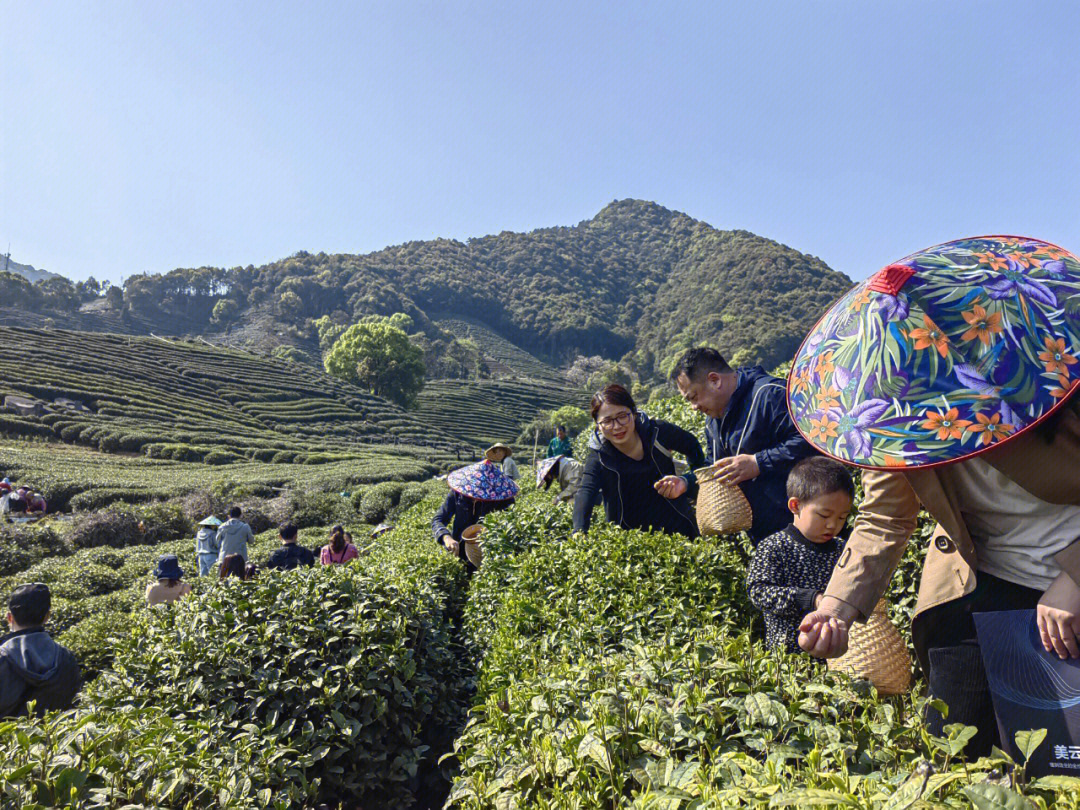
[827,599,912,695]
[462,524,484,568]
[694,465,753,536]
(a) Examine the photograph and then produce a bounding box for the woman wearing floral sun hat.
[432,459,518,570]
[789,235,1080,758]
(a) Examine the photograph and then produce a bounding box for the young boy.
[266,523,315,571]
[746,456,854,653]
[0,583,81,717]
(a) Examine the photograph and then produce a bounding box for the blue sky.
[3,1,1078,286]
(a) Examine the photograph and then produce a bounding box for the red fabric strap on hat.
[867,264,916,295]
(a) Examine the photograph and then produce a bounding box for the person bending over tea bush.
[219,554,254,581]
[433,460,518,571]
[266,523,315,571]
[747,457,852,652]
[0,583,80,717]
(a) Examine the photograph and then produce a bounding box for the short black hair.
[557,425,567,432]
[787,457,855,503]
[590,384,637,421]
[8,583,51,627]
[670,347,733,383]
[229,506,242,519]
[279,523,298,541]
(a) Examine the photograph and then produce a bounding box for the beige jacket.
[554,458,583,503]
[826,397,1080,619]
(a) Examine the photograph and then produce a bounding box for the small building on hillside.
[53,397,90,412]
[3,395,47,417]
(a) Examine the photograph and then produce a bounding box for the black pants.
[911,572,1042,758]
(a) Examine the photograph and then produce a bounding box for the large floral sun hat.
[447,460,520,501]
[788,235,1080,469]
[536,455,563,488]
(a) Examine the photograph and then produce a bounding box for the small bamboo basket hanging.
[827,598,912,696]
[461,524,484,568]
[694,465,753,536]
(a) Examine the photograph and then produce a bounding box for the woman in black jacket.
[573,384,705,538]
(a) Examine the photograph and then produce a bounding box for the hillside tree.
[324,315,425,408]
[211,298,239,327]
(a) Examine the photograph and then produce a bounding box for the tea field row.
[0,440,439,511]
[0,325,473,465]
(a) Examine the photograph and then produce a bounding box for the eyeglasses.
[597,411,634,430]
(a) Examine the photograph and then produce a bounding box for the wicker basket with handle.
[827,598,912,695]
[461,524,484,568]
[694,465,753,536]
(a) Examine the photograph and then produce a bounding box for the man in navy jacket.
[672,348,817,543]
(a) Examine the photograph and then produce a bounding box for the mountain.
[0,200,854,383]
[0,201,857,457]
[2,256,63,284]
[92,200,852,377]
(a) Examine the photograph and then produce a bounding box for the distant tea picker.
[484,443,519,480]
[536,453,582,505]
[791,235,1080,759]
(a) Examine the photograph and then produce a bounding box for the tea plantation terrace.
[415,378,579,450]
[435,316,570,385]
[0,325,474,466]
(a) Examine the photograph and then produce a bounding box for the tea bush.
[0,522,69,576]
[65,509,142,549]
[356,480,406,523]
[447,489,1079,809]
[0,505,472,809]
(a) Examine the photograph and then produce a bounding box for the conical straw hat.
[788,236,1080,469]
[446,460,519,501]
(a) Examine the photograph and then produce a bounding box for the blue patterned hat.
[447,460,519,501]
[788,235,1080,469]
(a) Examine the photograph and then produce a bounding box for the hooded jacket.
[194,527,220,556]
[704,366,816,543]
[573,413,704,537]
[216,518,254,562]
[0,628,80,717]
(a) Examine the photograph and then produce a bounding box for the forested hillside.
[2,201,853,377]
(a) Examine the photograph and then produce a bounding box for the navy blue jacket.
[266,543,315,571]
[573,413,704,538]
[704,366,817,543]
[0,628,80,718]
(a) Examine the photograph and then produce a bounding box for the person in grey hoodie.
[216,506,254,564]
[0,583,80,717]
[194,516,222,576]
